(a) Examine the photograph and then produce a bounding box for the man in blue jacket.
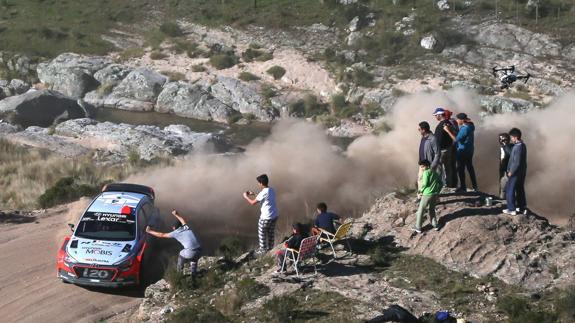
[444,113,478,192]
[503,128,528,215]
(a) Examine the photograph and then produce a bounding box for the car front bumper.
[58,269,138,288]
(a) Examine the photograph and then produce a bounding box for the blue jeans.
[506,175,526,211]
[456,151,477,190]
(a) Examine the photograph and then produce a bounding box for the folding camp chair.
[318,222,353,258]
[280,235,318,277]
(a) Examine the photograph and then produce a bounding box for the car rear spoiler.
[102,183,155,200]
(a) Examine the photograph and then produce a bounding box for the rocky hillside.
[123,190,575,322]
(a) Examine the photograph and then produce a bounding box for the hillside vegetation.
[1,0,573,57]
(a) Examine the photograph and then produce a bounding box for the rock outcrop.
[211,76,278,121]
[37,53,110,99]
[156,82,236,123]
[0,90,93,127]
[101,68,168,111]
[353,192,575,291]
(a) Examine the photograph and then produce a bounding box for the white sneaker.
[502,209,517,216]
[411,227,422,234]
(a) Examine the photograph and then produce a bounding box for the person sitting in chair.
[275,223,307,272]
[311,202,341,236]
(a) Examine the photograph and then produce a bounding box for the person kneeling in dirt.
[413,159,443,234]
[311,202,341,236]
[146,209,202,275]
[275,223,307,273]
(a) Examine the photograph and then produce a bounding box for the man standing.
[433,107,458,188]
[417,121,441,189]
[243,174,279,254]
[146,210,202,275]
[498,133,514,199]
[444,113,478,192]
[504,128,528,215]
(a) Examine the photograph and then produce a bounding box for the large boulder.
[4,126,90,157]
[0,90,93,127]
[210,76,278,121]
[93,64,132,86]
[103,68,168,111]
[156,81,236,123]
[37,53,110,99]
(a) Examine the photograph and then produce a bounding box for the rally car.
[57,183,156,287]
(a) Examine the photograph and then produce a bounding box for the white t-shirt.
[256,187,278,220]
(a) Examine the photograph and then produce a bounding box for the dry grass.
[0,138,155,210]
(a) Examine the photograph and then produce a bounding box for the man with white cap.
[433,107,458,188]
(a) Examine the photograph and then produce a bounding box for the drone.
[492,65,532,89]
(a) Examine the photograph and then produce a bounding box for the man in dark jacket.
[498,133,514,199]
[418,121,441,190]
[503,128,527,215]
[433,107,458,188]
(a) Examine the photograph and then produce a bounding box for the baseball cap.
[432,107,446,115]
[456,113,468,120]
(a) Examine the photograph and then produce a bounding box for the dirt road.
[0,200,141,323]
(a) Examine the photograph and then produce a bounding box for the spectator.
[146,210,202,275]
[498,133,514,199]
[413,159,443,234]
[433,107,458,188]
[417,121,441,190]
[275,223,307,272]
[504,128,528,215]
[444,113,478,192]
[243,174,279,255]
[311,202,341,236]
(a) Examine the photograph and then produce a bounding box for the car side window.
[137,207,147,236]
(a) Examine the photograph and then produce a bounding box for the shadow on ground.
[0,212,37,224]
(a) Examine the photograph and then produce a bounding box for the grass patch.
[217,236,249,261]
[161,70,186,82]
[288,94,329,118]
[150,51,168,60]
[260,83,278,100]
[238,71,261,82]
[209,53,239,70]
[266,65,286,80]
[118,47,145,61]
[96,82,115,96]
[37,177,100,209]
[159,21,183,37]
[241,48,273,62]
[170,305,228,323]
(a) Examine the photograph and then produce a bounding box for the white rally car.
[57,183,156,287]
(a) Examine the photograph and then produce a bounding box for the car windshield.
[75,211,136,241]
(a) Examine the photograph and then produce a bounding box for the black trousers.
[456,151,478,190]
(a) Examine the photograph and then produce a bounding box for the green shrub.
[260,83,277,99]
[238,71,260,82]
[171,39,197,54]
[37,177,99,208]
[556,287,575,322]
[288,94,328,118]
[497,295,557,323]
[209,53,238,70]
[161,70,186,82]
[330,93,347,111]
[191,64,206,72]
[159,21,183,37]
[150,51,168,60]
[266,65,286,80]
[263,295,299,323]
[242,48,273,62]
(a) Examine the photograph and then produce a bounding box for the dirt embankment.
[0,199,141,323]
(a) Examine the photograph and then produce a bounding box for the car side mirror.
[68,223,75,233]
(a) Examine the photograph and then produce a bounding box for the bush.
[191,64,206,72]
[171,39,197,54]
[238,71,260,82]
[162,71,186,82]
[37,177,99,208]
[209,53,238,70]
[170,305,228,323]
[242,48,273,62]
[266,65,286,80]
[260,83,278,99]
[497,295,557,323]
[150,51,168,60]
[159,21,183,37]
[288,94,328,118]
[330,93,347,111]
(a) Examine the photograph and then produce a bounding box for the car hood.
[67,237,135,266]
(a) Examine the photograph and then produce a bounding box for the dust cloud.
[129,90,574,247]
